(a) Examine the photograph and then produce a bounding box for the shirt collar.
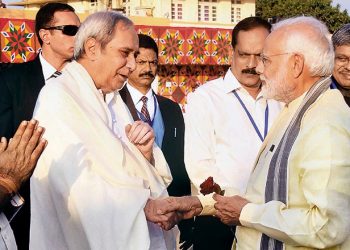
[39,52,57,81]
[221,69,264,100]
[126,81,153,104]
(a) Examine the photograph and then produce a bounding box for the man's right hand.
[0,119,47,193]
[125,121,155,164]
[158,196,203,220]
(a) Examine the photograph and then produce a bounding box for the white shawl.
[30,61,175,250]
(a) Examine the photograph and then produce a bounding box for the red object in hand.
[200,177,223,195]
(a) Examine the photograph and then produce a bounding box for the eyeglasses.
[136,60,158,67]
[259,52,291,66]
[44,25,79,36]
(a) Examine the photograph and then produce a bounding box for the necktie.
[140,96,151,123]
[48,70,62,80]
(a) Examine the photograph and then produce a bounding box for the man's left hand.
[125,121,154,163]
[144,198,182,230]
[213,194,249,226]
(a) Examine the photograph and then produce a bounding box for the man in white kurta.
[30,12,176,250]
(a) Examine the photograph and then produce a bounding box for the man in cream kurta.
[30,12,176,250]
[214,17,350,250]
[156,16,350,250]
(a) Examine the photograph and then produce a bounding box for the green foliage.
[256,0,350,32]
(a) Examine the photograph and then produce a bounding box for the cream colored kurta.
[30,61,175,250]
[236,89,350,249]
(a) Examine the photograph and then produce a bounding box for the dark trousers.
[193,216,234,250]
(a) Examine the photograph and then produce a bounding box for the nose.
[126,54,136,72]
[248,54,259,69]
[145,61,152,71]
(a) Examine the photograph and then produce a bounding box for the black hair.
[138,34,158,58]
[35,3,75,46]
[231,16,271,48]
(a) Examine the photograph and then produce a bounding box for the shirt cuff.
[197,194,216,216]
[239,202,259,228]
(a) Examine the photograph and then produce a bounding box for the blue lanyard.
[233,90,269,142]
[137,94,157,127]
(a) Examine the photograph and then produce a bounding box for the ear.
[84,37,101,60]
[292,53,304,78]
[39,29,50,45]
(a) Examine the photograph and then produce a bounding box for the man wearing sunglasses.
[0,3,80,249]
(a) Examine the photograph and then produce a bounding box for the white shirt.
[185,69,282,195]
[126,82,156,120]
[0,213,17,250]
[39,52,57,81]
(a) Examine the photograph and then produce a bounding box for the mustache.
[242,68,258,75]
[139,72,155,78]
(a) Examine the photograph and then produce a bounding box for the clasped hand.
[144,196,202,230]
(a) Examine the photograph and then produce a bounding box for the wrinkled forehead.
[136,48,157,59]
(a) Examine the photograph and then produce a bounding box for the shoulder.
[186,77,224,106]
[156,94,182,113]
[305,89,350,129]
[0,57,41,80]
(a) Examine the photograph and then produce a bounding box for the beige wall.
[11,0,255,27]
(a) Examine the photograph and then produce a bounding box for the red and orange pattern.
[0,19,37,63]
[0,18,234,106]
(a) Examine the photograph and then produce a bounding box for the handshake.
[144,196,203,230]
[144,177,250,230]
[144,177,221,230]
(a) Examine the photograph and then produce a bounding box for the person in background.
[331,23,350,106]
[0,119,46,249]
[120,34,193,249]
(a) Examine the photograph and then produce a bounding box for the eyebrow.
[238,49,261,56]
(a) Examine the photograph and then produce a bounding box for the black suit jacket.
[0,55,45,250]
[119,86,193,243]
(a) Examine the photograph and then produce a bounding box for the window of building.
[198,0,218,22]
[171,1,183,20]
[231,6,234,22]
[90,0,98,7]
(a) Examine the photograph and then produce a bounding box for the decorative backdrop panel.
[0,19,37,63]
[0,18,234,107]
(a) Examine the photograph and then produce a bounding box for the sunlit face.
[128,48,158,91]
[231,27,270,90]
[93,23,138,94]
[42,11,80,60]
[333,44,350,89]
[256,33,295,103]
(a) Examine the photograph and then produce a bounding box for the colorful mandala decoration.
[212,30,232,65]
[0,17,236,107]
[186,29,211,64]
[158,29,185,64]
[0,20,36,63]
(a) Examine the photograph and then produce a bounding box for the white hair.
[272,16,334,77]
[74,11,133,59]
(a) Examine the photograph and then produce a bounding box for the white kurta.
[30,61,175,250]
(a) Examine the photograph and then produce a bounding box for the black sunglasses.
[44,25,79,36]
